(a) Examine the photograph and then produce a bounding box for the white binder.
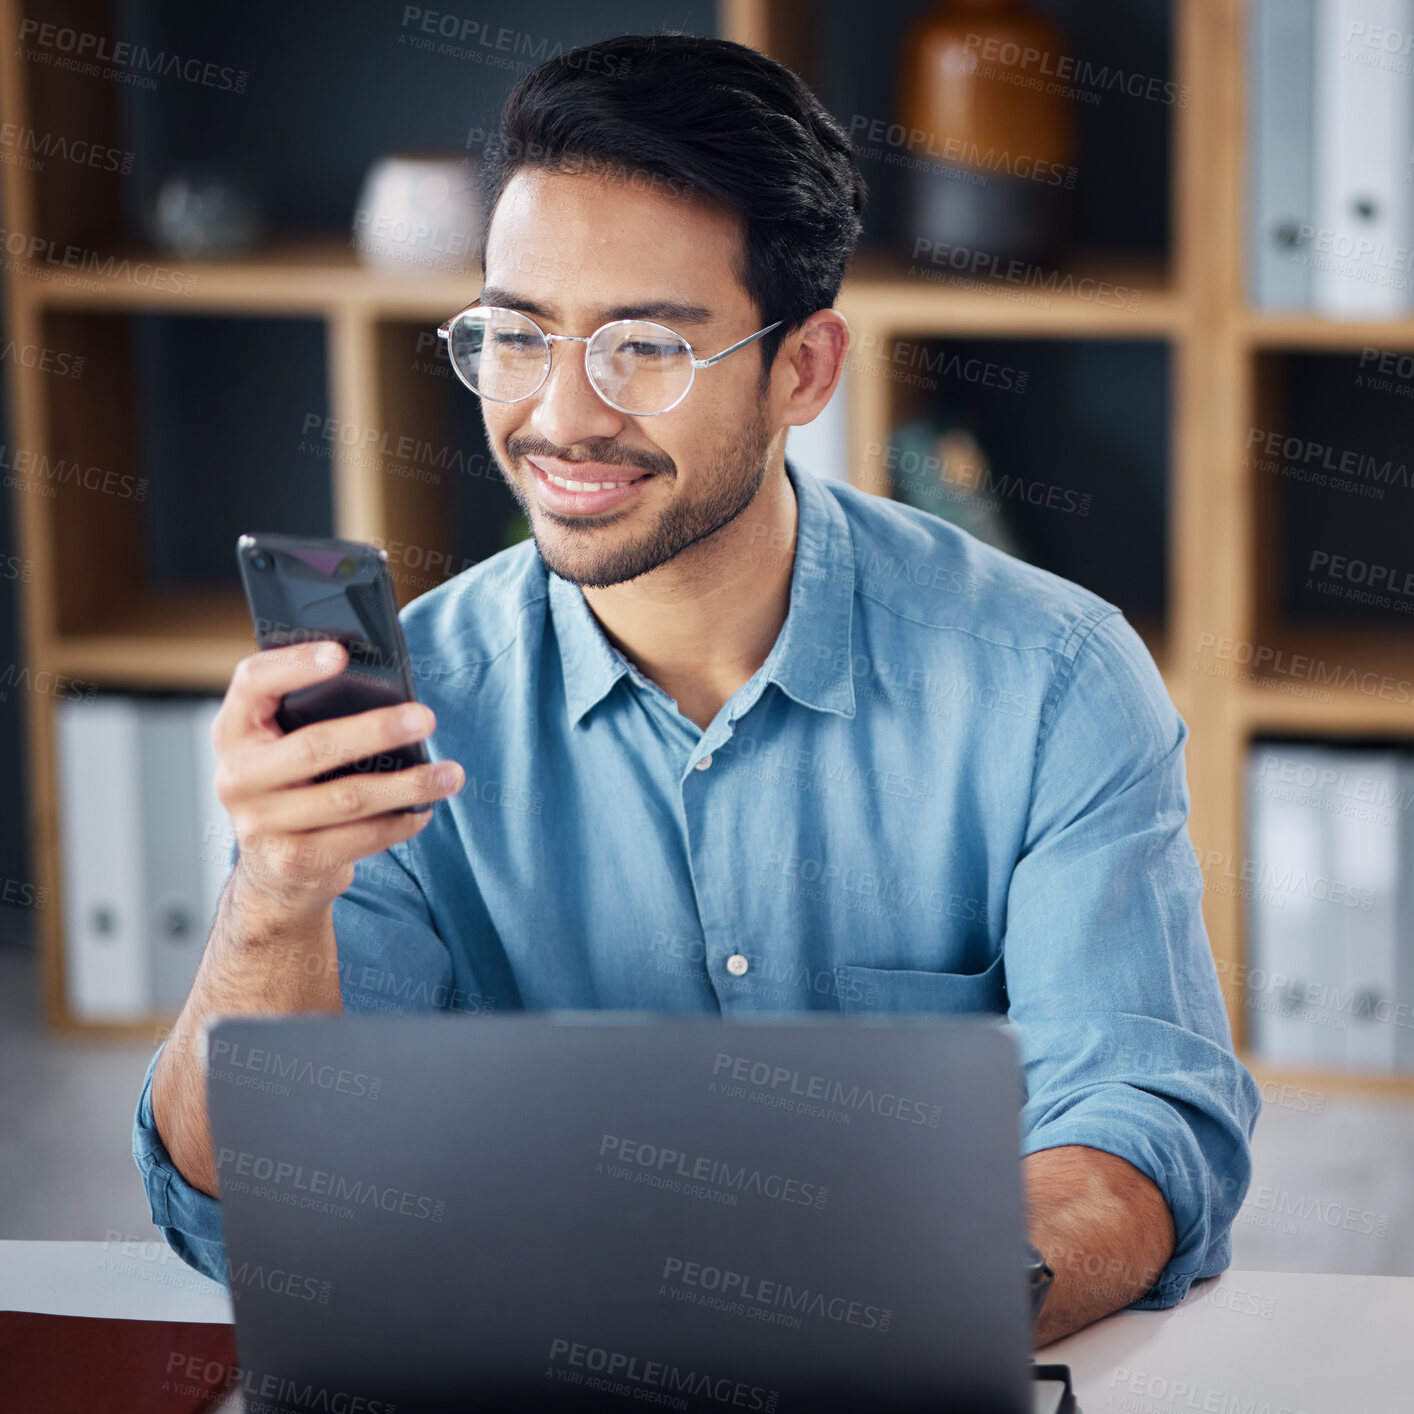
[56,696,150,1020]
[1313,0,1414,318]
[140,700,207,1014]
[189,695,235,933]
[1334,752,1402,1070]
[1248,0,1317,308]
[1399,756,1414,1070]
[1246,746,1328,1067]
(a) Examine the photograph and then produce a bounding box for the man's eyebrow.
[476,287,716,326]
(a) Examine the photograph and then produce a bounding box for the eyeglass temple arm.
[696,320,784,368]
[436,297,485,339]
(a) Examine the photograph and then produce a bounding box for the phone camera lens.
[250,553,270,571]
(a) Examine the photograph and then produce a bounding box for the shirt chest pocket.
[834,950,1007,1016]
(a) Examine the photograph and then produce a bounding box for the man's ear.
[775,309,851,429]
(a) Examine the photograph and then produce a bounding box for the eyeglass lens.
[447,308,696,415]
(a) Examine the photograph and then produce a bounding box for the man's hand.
[152,641,464,1198]
[213,641,463,918]
[1024,1144,1176,1348]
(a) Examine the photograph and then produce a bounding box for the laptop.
[205,1012,1066,1413]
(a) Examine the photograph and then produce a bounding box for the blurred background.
[2,0,1413,1282]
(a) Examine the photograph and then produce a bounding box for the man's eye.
[492,333,541,351]
[620,340,680,358]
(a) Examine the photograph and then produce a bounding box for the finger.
[240,808,436,889]
[224,701,438,799]
[246,760,462,836]
[216,641,349,746]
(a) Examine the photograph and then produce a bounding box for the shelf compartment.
[47,588,254,690]
[856,334,1172,645]
[34,308,332,646]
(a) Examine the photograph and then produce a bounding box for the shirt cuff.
[1020,1085,1247,1311]
[131,1044,228,1285]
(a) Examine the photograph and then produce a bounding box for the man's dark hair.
[477,32,868,379]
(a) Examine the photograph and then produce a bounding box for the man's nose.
[529,338,626,448]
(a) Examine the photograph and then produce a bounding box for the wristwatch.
[1025,1240,1055,1322]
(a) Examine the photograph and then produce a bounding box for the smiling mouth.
[540,468,652,491]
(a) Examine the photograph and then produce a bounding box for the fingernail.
[402,705,427,732]
[436,762,462,790]
[316,641,342,667]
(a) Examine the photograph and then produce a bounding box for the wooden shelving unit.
[4,0,1413,1092]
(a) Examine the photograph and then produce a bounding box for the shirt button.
[726,953,749,976]
[695,754,713,771]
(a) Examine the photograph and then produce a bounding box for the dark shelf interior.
[881,335,1169,627]
[137,313,333,590]
[1266,350,1414,632]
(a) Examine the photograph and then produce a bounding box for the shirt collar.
[549,457,857,729]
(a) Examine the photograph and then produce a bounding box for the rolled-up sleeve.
[132,839,457,1281]
[1005,610,1262,1310]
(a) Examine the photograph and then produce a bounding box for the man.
[135,32,1260,1349]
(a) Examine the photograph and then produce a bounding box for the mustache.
[506,438,675,479]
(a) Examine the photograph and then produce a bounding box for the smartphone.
[236,532,432,812]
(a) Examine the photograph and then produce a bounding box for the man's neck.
[581,460,799,732]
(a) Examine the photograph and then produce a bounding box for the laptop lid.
[206,1012,1032,1413]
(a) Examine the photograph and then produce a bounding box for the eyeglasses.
[435,300,783,416]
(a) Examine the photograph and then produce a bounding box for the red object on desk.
[0,1311,237,1414]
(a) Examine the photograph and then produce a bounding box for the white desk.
[2,1243,1409,1410]
[1046,1267,1412,1412]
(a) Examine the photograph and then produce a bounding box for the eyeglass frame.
[435,298,784,416]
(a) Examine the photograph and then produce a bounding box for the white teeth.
[543,469,641,492]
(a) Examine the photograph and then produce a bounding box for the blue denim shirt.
[134,458,1260,1306]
